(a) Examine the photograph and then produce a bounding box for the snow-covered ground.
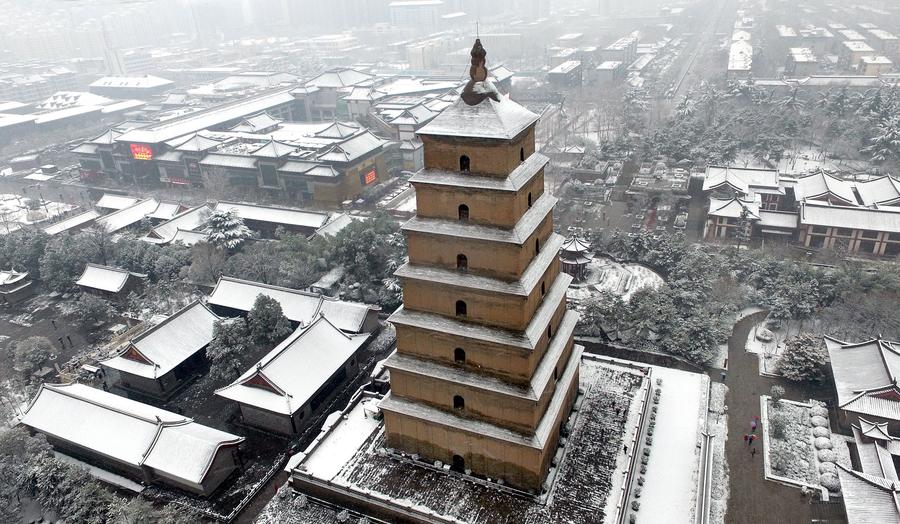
[638,365,707,523]
[776,146,871,177]
[0,193,75,234]
[567,257,665,303]
[745,317,802,376]
[292,396,381,481]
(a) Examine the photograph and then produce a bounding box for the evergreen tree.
[247,294,292,344]
[207,319,253,382]
[206,209,252,249]
[777,333,828,382]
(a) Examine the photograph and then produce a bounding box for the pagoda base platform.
[287,355,656,524]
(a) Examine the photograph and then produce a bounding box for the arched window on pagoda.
[458,204,469,222]
[460,155,470,172]
[456,300,467,317]
[457,254,468,271]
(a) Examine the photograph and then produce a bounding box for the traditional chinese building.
[381,39,582,491]
[559,236,592,280]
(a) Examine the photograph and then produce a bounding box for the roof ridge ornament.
[461,39,499,106]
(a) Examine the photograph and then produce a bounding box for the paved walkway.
[715,312,835,524]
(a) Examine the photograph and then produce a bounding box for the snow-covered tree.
[777,333,828,382]
[11,336,55,376]
[206,209,252,249]
[70,293,115,326]
[207,319,254,382]
[248,294,292,344]
[861,115,900,164]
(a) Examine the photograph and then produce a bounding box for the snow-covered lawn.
[567,257,665,303]
[637,365,708,523]
[762,397,850,494]
[0,193,76,234]
[745,318,802,376]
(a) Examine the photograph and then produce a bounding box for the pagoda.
[559,236,592,280]
[381,39,582,491]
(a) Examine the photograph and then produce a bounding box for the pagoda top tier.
[417,39,538,141]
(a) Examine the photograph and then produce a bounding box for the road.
[670,0,734,101]
[715,312,843,524]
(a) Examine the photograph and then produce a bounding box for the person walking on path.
[751,419,758,433]
[721,370,727,382]
[748,434,756,446]
[751,447,757,458]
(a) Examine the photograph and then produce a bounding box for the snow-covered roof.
[304,68,373,89]
[707,198,760,219]
[826,336,900,421]
[43,210,100,235]
[144,205,211,244]
[251,139,297,158]
[96,193,140,211]
[561,236,591,254]
[116,89,296,144]
[207,276,377,333]
[0,269,27,286]
[758,210,798,229]
[169,132,224,153]
[837,464,900,524]
[215,316,368,415]
[100,301,220,379]
[147,202,183,221]
[416,81,538,140]
[170,229,209,246]
[801,201,900,234]
[314,213,367,238]
[728,40,753,71]
[215,201,329,229]
[21,383,243,485]
[857,176,900,206]
[795,172,857,204]
[703,165,781,193]
[95,198,160,233]
[199,153,258,170]
[228,112,281,133]
[75,263,143,293]
[90,75,174,89]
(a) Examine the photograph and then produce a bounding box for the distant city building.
[786,48,818,76]
[548,60,583,89]
[89,75,174,99]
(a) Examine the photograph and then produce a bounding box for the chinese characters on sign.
[130,143,153,160]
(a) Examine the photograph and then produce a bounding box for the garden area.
[575,228,900,368]
[762,392,850,495]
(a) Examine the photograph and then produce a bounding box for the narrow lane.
[717,312,812,524]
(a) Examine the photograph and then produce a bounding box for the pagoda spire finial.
[461,38,499,106]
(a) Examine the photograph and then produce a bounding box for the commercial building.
[381,39,581,491]
[548,61,583,89]
[72,90,390,205]
[88,75,174,99]
[786,48,818,76]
